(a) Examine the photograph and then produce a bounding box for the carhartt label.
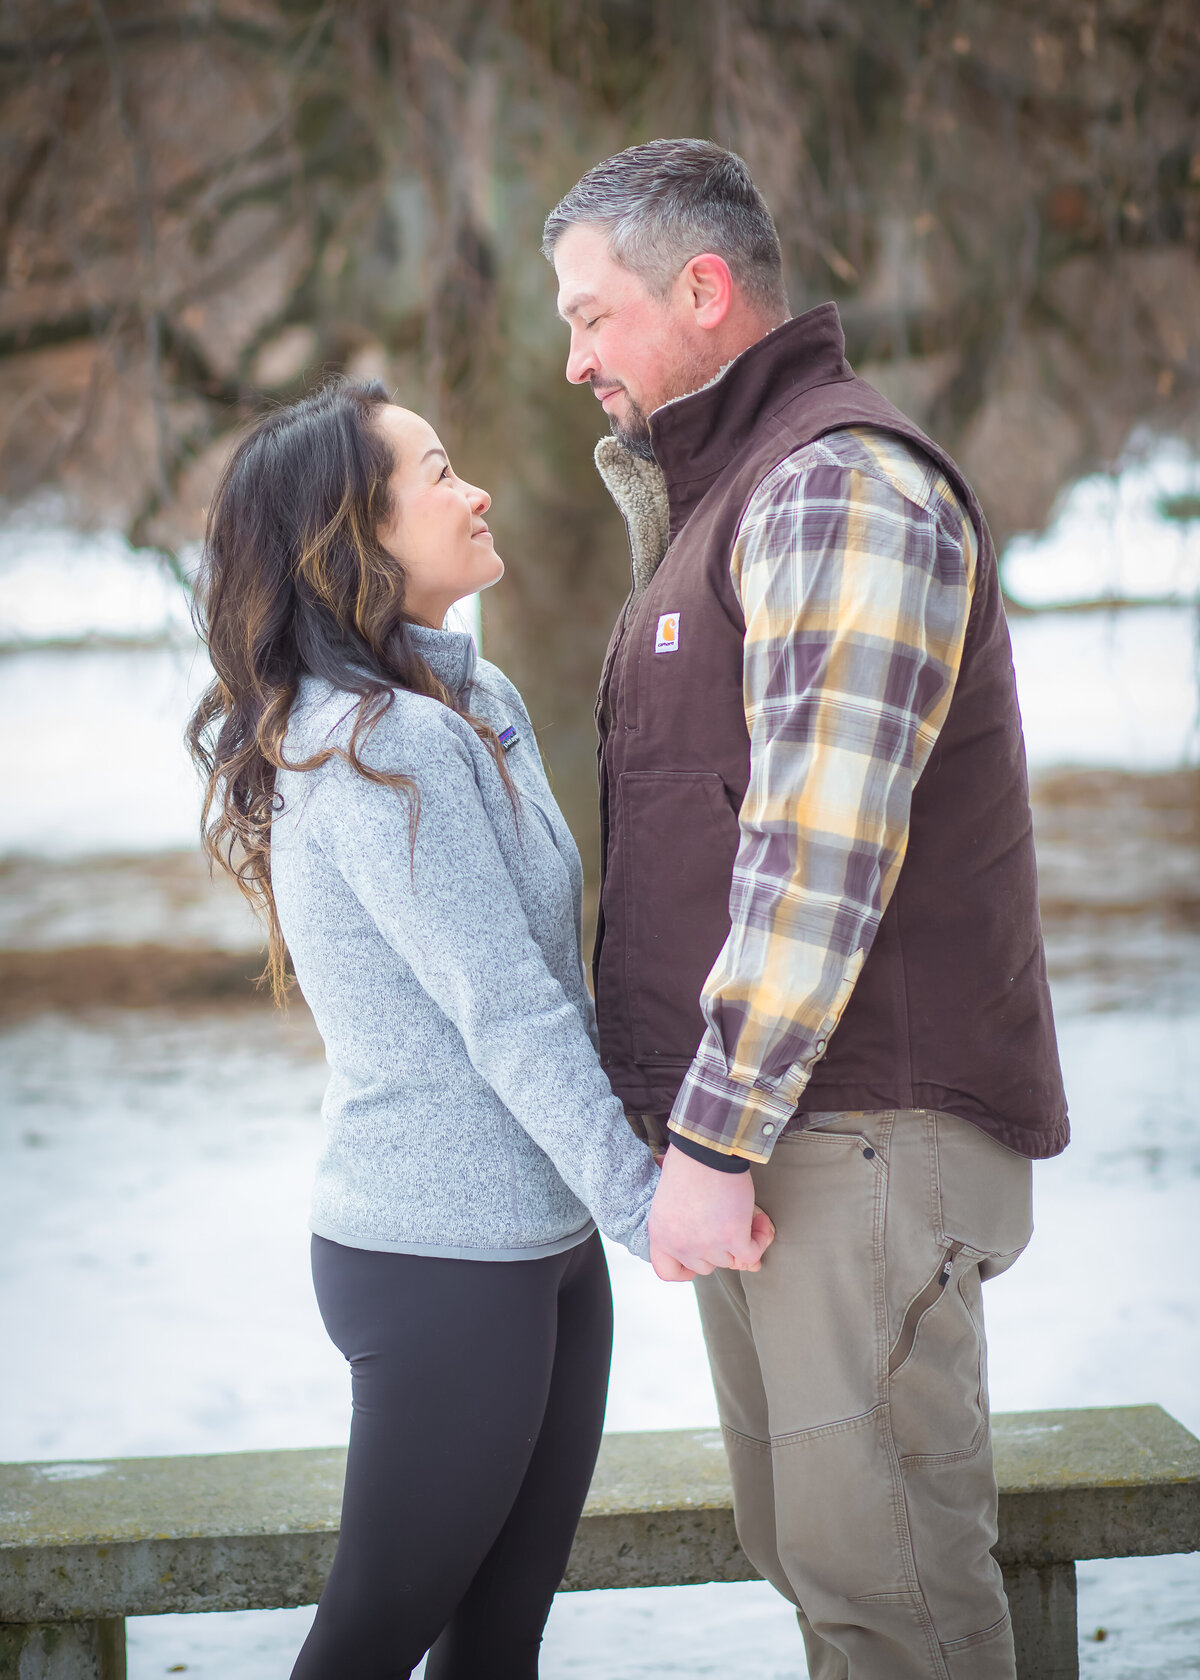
[655,612,681,653]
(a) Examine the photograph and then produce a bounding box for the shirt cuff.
[668,1048,809,1164]
[667,1132,752,1173]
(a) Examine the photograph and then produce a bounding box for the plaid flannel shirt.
[667,427,978,1163]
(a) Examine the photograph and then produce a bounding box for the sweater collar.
[594,303,852,585]
[407,621,477,694]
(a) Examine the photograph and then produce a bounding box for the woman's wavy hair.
[186,377,514,1002]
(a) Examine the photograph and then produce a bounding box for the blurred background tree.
[1,0,1197,863]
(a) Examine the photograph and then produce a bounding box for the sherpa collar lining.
[593,437,671,597]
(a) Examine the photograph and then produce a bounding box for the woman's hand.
[746,1204,776,1267]
[650,1202,775,1282]
[648,1146,777,1281]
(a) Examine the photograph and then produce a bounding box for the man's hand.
[648,1144,775,1281]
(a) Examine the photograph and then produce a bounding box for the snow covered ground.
[1,495,1198,1676]
[0,606,1196,857]
[1001,436,1200,609]
[1,995,1197,1676]
[0,472,1197,856]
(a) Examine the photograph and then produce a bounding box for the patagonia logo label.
[655,611,681,653]
[498,726,519,753]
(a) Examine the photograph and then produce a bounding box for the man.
[543,139,1068,1679]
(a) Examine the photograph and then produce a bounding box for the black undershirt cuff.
[667,1132,753,1174]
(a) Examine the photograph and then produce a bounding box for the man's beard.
[605,389,656,461]
[598,345,721,462]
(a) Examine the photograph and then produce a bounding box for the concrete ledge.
[992,1404,1200,1568]
[562,1426,754,1591]
[1,1406,1198,1622]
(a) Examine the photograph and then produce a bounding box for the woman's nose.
[469,482,491,515]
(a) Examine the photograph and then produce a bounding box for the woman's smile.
[373,404,504,626]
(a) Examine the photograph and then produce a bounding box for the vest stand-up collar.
[651,302,852,535]
[594,303,852,591]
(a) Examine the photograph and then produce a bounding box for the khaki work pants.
[694,1109,1033,1680]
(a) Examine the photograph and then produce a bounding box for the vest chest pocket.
[619,770,741,1068]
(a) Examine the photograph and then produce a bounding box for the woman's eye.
[439,464,451,480]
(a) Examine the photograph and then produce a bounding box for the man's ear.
[681,252,734,331]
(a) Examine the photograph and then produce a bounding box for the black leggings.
[290,1232,612,1680]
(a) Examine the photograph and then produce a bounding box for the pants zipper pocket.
[887,1241,966,1378]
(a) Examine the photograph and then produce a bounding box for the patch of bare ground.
[0,851,281,1019]
[1031,767,1199,914]
[0,851,262,951]
[1031,768,1200,1010]
[0,770,1194,1018]
[0,945,280,1018]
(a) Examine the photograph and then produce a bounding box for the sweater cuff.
[667,1132,752,1173]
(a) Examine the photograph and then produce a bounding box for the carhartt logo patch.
[655,612,681,653]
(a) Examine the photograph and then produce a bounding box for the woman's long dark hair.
[187,377,513,1001]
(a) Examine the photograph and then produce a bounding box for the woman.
[187,379,665,1679]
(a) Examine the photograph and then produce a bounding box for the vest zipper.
[596,586,635,738]
[887,1241,966,1378]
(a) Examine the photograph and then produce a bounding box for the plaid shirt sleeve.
[668,427,978,1163]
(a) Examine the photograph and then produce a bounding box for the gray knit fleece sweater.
[270,624,657,1262]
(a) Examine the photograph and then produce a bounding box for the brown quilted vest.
[593,303,1067,1159]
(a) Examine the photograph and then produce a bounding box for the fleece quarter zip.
[271,625,658,1261]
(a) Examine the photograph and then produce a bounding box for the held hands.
[648,1144,776,1282]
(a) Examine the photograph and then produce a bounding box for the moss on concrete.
[2,1407,1197,1619]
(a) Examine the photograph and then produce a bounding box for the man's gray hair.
[542,139,789,322]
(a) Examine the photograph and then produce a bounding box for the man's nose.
[565,332,598,386]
